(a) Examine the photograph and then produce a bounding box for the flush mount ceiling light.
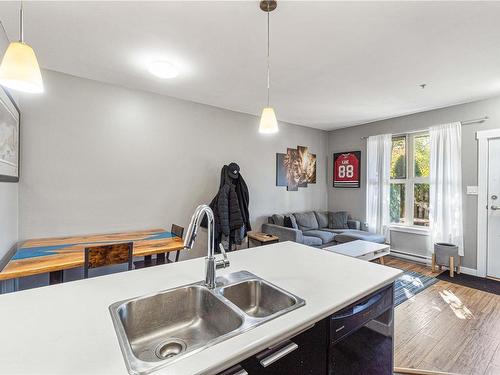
[258,0,279,134]
[0,2,44,94]
[148,60,179,79]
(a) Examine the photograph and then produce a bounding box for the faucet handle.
[216,243,230,269]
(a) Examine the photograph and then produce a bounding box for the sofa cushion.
[303,229,336,244]
[328,211,349,229]
[272,214,285,227]
[347,219,361,230]
[321,228,347,234]
[334,230,385,244]
[284,214,299,230]
[294,212,319,231]
[303,235,322,247]
[314,211,329,229]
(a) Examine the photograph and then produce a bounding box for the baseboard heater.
[389,249,430,262]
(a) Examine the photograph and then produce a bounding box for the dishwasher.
[328,283,394,375]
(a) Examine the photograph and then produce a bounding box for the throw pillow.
[314,211,329,229]
[284,214,299,230]
[272,214,285,227]
[293,212,319,231]
[329,211,349,229]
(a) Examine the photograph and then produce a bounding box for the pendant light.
[0,2,43,93]
[258,0,278,134]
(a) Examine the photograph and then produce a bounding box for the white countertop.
[0,241,401,375]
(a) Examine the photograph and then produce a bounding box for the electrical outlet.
[466,186,478,195]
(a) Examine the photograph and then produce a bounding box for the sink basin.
[109,271,305,375]
[220,280,297,318]
[115,285,243,363]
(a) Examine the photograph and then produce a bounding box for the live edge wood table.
[247,231,279,248]
[0,228,184,287]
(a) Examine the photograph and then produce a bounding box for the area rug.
[437,271,500,295]
[394,270,438,306]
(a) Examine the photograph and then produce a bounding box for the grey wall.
[328,95,500,269]
[0,183,17,260]
[18,70,328,259]
[0,36,18,260]
[12,68,500,269]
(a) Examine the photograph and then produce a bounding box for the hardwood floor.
[387,256,500,375]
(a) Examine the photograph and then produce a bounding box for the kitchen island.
[0,241,401,375]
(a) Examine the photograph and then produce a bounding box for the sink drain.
[155,339,187,360]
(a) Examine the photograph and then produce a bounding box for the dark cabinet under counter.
[217,283,394,375]
[329,283,394,375]
[240,318,328,375]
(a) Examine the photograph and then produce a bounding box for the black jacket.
[203,164,251,248]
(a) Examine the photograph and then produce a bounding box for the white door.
[487,138,500,279]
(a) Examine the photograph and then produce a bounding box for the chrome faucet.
[184,204,230,289]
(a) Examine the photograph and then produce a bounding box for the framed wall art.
[0,88,20,182]
[333,151,361,188]
[276,145,316,191]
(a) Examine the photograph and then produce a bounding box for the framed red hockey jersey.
[333,151,361,188]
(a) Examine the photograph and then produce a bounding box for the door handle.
[220,365,248,375]
[259,342,298,367]
[491,205,499,210]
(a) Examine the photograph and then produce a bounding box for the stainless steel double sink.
[109,271,306,375]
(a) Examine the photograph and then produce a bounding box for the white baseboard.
[460,267,478,276]
[389,249,479,277]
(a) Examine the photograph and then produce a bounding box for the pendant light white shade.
[0,41,43,93]
[259,107,278,134]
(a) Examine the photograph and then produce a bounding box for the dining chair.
[171,224,185,262]
[84,242,133,279]
[156,224,185,264]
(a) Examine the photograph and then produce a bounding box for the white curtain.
[429,122,464,255]
[366,134,392,239]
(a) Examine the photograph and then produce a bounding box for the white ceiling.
[1,1,500,130]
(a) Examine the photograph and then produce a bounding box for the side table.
[247,232,279,248]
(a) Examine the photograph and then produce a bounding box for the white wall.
[18,70,328,259]
[328,95,500,269]
[0,37,18,261]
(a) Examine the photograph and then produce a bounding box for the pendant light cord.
[266,3,270,107]
[0,22,8,43]
[19,1,24,43]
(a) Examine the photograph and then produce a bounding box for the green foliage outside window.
[390,183,405,223]
[414,135,430,177]
[391,137,406,179]
[390,134,430,226]
[414,183,430,226]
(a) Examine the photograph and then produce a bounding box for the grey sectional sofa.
[262,211,385,248]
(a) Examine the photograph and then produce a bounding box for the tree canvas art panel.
[276,145,316,191]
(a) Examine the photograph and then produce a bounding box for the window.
[390,133,430,227]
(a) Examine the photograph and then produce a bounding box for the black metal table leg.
[49,270,63,285]
[144,255,152,267]
[156,253,165,264]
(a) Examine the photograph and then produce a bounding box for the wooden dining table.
[0,228,184,285]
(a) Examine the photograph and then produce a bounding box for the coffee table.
[323,240,390,264]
